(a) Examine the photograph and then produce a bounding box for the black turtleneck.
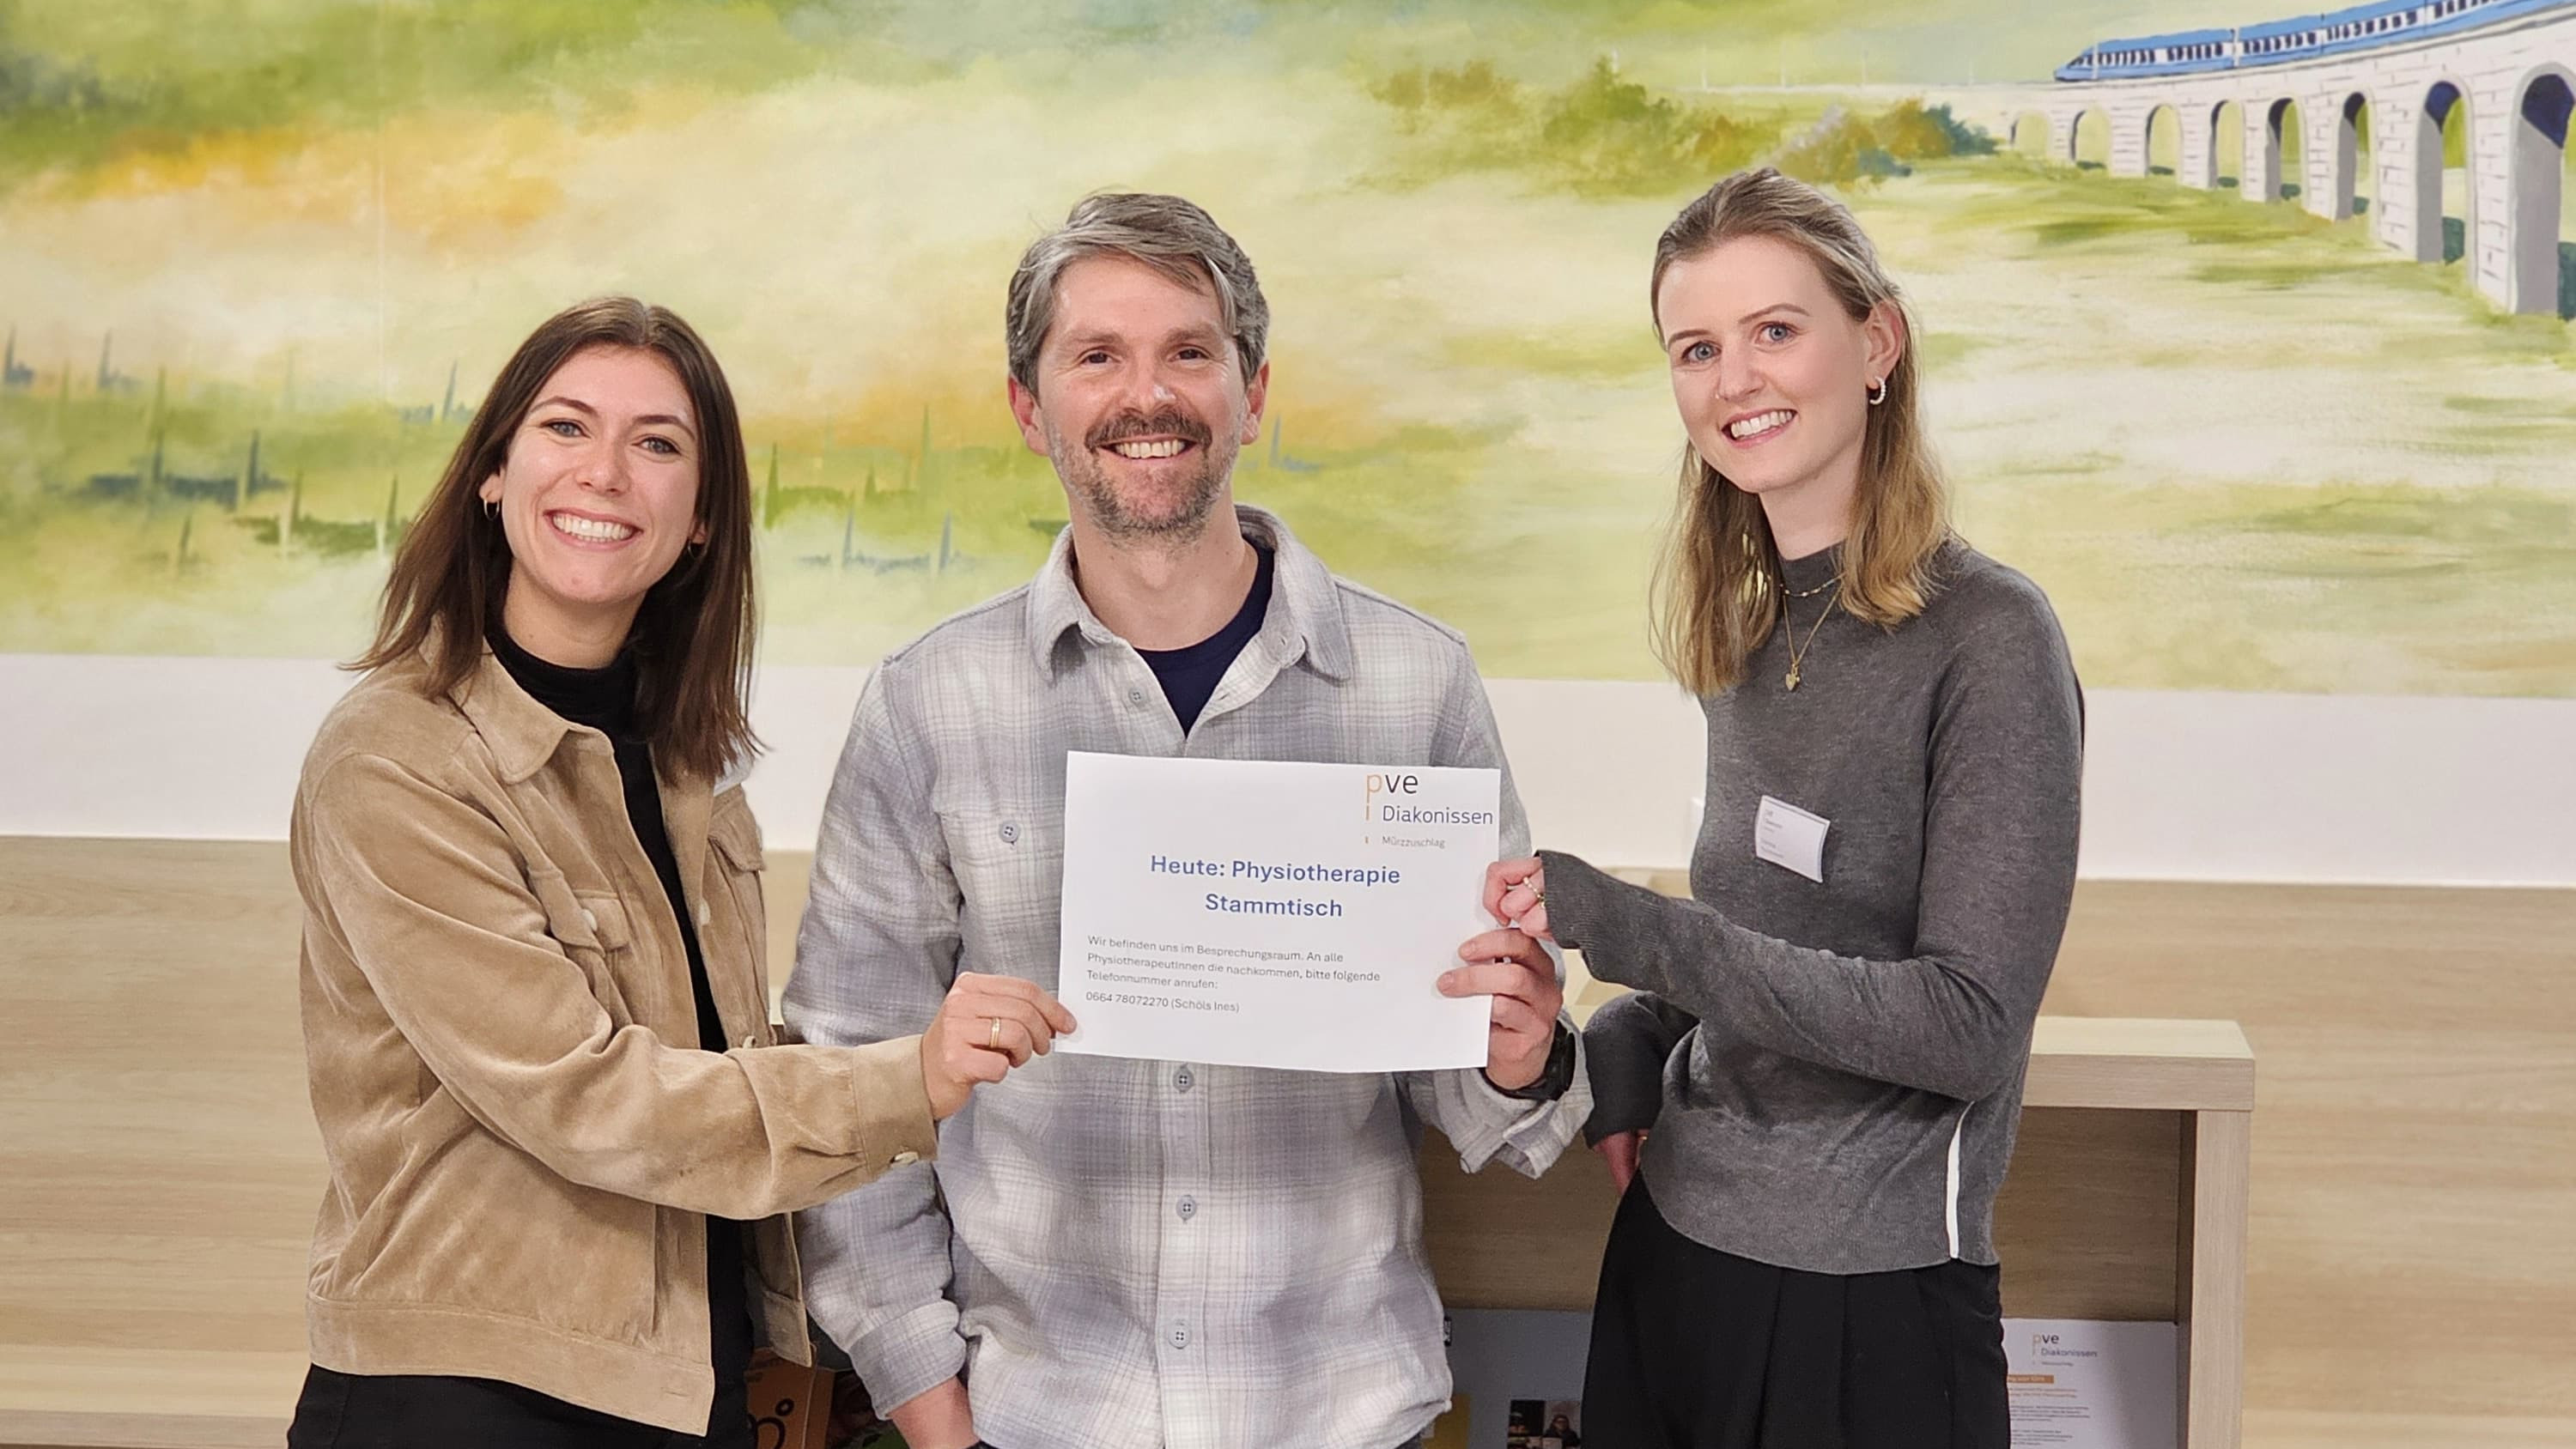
[489,627,754,1417]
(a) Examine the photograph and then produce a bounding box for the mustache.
[1085,408,1212,451]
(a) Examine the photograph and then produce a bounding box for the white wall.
[3,653,2569,885]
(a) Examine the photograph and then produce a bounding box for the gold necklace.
[1783,588,1839,692]
[1783,573,1838,599]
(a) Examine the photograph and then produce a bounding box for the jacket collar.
[448,646,585,785]
[445,640,717,914]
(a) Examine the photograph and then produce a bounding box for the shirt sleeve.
[1395,642,1591,1177]
[291,749,936,1221]
[782,664,973,1413]
[1540,597,2084,1104]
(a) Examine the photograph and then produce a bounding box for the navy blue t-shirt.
[1138,543,1274,733]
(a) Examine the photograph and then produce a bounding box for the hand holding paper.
[918,971,1077,1119]
[1443,926,1561,1091]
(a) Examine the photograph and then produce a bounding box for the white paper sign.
[2004,1318,2179,1448]
[1054,751,1501,1073]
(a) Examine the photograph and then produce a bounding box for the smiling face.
[1007,252,1267,543]
[1656,233,1902,540]
[476,344,705,663]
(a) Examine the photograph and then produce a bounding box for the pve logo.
[1364,770,1420,821]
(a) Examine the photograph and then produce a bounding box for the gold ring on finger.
[989,1016,1003,1051]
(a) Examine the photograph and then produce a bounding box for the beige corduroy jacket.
[289,649,936,1432]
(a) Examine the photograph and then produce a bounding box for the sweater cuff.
[1535,849,1625,955]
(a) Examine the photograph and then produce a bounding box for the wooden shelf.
[2027,1016,2255,1112]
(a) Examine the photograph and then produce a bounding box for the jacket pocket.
[526,865,641,1028]
[708,793,772,1045]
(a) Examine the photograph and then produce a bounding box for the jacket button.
[579,907,598,932]
[740,1033,761,1049]
[697,900,712,928]
[891,1150,920,1166]
[999,822,1019,845]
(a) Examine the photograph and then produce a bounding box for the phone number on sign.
[1084,991,1242,1013]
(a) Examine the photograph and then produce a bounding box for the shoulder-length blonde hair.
[1647,167,1951,696]
[351,297,759,780]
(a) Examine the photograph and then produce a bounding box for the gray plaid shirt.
[786,506,1586,1449]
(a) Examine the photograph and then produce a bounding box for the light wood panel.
[0,840,315,1357]
[0,1349,301,1449]
[3,840,2572,1448]
[2179,1108,2253,1449]
[2050,881,2576,1429]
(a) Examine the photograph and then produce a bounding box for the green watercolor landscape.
[3,0,2570,694]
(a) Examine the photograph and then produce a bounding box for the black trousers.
[285,1365,752,1449]
[1583,1181,2009,1449]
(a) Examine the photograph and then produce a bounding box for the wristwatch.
[1494,1020,1577,1102]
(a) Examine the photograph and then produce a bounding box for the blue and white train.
[2055,0,2574,80]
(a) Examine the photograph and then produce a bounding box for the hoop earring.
[484,499,499,519]
[1867,378,1888,407]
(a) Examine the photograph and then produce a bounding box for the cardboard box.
[744,1350,835,1449]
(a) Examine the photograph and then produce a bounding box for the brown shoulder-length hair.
[1647,168,1952,696]
[352,296,759,780]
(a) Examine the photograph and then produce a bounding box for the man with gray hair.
[787,191,1586,1449]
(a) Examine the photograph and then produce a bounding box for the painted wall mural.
[2,0,2569,694]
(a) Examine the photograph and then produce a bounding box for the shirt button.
[1169,1323,1189,1349]
[890,1149,920,1167]
[1174,1066,1194,1093]
[999,822,1019,845]
[1177,1195,1197,1222]
[1127,687,1147,706]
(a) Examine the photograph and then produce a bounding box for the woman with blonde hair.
[285,297,1070,1447]
[1482,170,2082,1446]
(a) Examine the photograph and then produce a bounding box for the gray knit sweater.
[1543,538,2083,1274]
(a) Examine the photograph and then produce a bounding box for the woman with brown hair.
[1481,171,2083,1446]
[284,297,1072,1447]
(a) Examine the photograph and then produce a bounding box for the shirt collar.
[1024,503,1354,683]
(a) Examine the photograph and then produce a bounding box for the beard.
[1048,405,1236,543]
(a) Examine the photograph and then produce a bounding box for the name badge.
[1753,795,1830,883]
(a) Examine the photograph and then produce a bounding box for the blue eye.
[641,436,680,457]
[543,419,581,437]
[1759,323,1795,343]
[1682,341,1716,364]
